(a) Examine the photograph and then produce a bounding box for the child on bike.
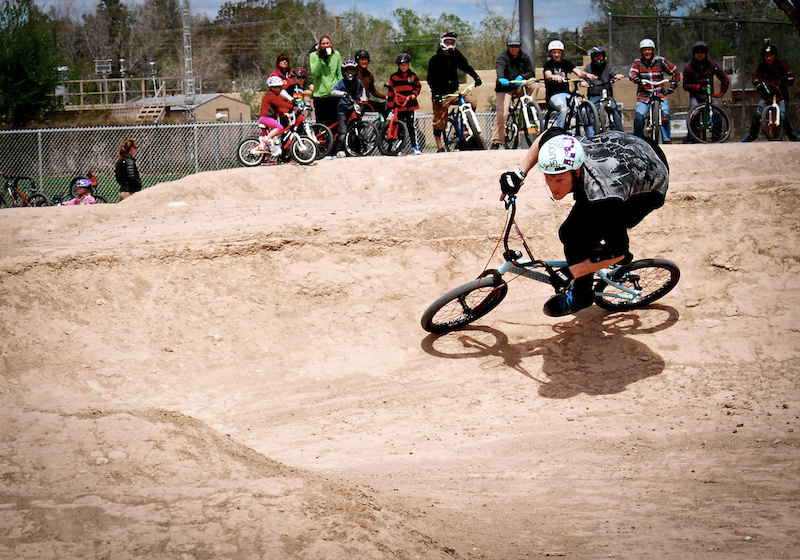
[254,75,295,157]
[388,53,422,155]
[499,127,669,317]
[583,46,625,132]
[543,40,596,130]
[58,178,96,205]
[331,59,368,157]
[741,42,798,142]
[629,38,680,143]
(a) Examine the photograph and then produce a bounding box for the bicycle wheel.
[465,110,488,150]
[522,103,544,146]
[687,104,732,144]
[309,123,334,159]
[594,258,680,312]
[27,193,53,207]
[443,119,461,151]
[760,105,784,141]
[421,271,508,334]
[576,100,599,138]
[344,120,378,157]
[93,194,110,203]
[647,101,662,144]
[596,103,611,133]
[504,112,520,149]
[290,136,317,164]
[237,137,265,167]
[377,119,409,156]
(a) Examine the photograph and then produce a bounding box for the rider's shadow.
[421,305,679,399]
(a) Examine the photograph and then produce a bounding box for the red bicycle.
[306,98,379,159]
[376,97,410,156]
[237,105,318,167]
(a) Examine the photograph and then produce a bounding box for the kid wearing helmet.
[355,49,388,117]
[427,31,483,152]
[629,38,680,142]
[543,39,596,130]
[499,127,669,317]
[583,45,625,132]
[741,41,798,141]
[289,67,309,103]
[388,53,423,154]
[58,177,96,205]
[491,34,538,149]
[253,75,295,157]
[331,60,368,156]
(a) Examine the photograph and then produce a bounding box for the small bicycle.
[639,78,672,144]
[376,97,410,156]
[421,194,680,334]
[237,105,318,167]
[503,78,544,149]
[306,98,379,158]
[685,78,732,143]
[760,81,786,141]
[442,83,487,151]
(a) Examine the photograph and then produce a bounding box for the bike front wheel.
[443,119,462,151]
[686,104,732,143]
[594,258,680,312]
[421,271,508,334]
[504,112,520,149]
[465,111,488,150]
[344,120,378,156]
[647,101,662,144]
[28,193,53,207]
[377,119,409,156]
[290,136,317,164]
[237,137,265,167]
[575,100,599,138]
[761,105,784,141]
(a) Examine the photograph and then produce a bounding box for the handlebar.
[509,78,542,86]
[641,78,671,86]
[442,83,478,100]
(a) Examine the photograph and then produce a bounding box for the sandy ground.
[1,142,800,559]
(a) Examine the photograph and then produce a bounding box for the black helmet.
[589,45,606,59]
[355,49,370,61]
[692,41,708,55]
[395,52,411,64]
[761,43,777,57]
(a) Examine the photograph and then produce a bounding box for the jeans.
[589,95,625,132]
[548,93,570,129]
[634,97,671,141]
[748,98,798,139]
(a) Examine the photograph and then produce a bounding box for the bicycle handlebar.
[442,83,477,99]
[509,78,542,86]
[641,78,671,86]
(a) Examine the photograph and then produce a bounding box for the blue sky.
[39,0,593,31]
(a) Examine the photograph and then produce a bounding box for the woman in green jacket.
[309,34,343,126]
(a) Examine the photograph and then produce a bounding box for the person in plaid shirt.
[629,38,680,143]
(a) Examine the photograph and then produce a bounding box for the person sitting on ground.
[543,39,596,131]
[330,59,368,157]
[253,75,295,157]
[58,178,96,205]
[741,41,798,142]
[387,52,423,155]
[499,127,669,317]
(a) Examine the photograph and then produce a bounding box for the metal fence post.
[37,130,43,189]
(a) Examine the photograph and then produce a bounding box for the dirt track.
[2,143,800,559]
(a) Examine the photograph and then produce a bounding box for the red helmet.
[290,67,308,79]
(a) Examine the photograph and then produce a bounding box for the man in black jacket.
[491,34,538,149]
[427,31,482,152]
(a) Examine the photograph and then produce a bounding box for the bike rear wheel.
[761,105,784,141]
[290,136,317,164]
[237,137,266,167]
[504,112,520,149]
[377,119,409,156]
[687,104,732,143]
[421,271,508,334]
[594,258,680,312]
[344,120,378,156]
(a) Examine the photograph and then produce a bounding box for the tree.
[0,0,62,126]
[772,0,800,36]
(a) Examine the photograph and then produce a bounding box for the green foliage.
[0,0,62,127]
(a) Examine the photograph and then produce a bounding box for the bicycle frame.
[445,84,480,141]
[639,78,670,141]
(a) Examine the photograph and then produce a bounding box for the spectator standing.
[388,52,423,155]
[309,35,343,126]
[355,49,388,117]
[115,139,142,201]
[543,40,595,130]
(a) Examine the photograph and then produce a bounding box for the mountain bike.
[760,82,785,141]
[686,79,732,143]
[237,105,318,167]
[639,78,671,144]
[503,78,544,149]
[376,97,410,156]
[442,84,487,151]
[594,77,624,133]
[420,193,680,334]
[0,173,53,208]
[543,79,599,138]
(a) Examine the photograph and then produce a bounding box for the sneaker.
[270,146,281,157]
[490,143,501,150]
[335,151,346,158]
[436,147,446,153]
[412,146,422,155]
[741,134,753,143]
[542,289,593,317]
[249,145,266,155]
[663,140,672,144]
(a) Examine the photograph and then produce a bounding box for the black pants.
[314,96,340,127]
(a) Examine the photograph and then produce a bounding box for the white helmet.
[639,38,656,50]
[266,76,283,87]
[538,135,585,175]
[548,40,565,52]
[440,31,458,51]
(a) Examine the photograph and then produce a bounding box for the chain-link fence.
[0,112,499,203]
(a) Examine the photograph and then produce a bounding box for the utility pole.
[182,0,196,116]
[520,0,535,67]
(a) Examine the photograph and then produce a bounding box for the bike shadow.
[420,304,680,399]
